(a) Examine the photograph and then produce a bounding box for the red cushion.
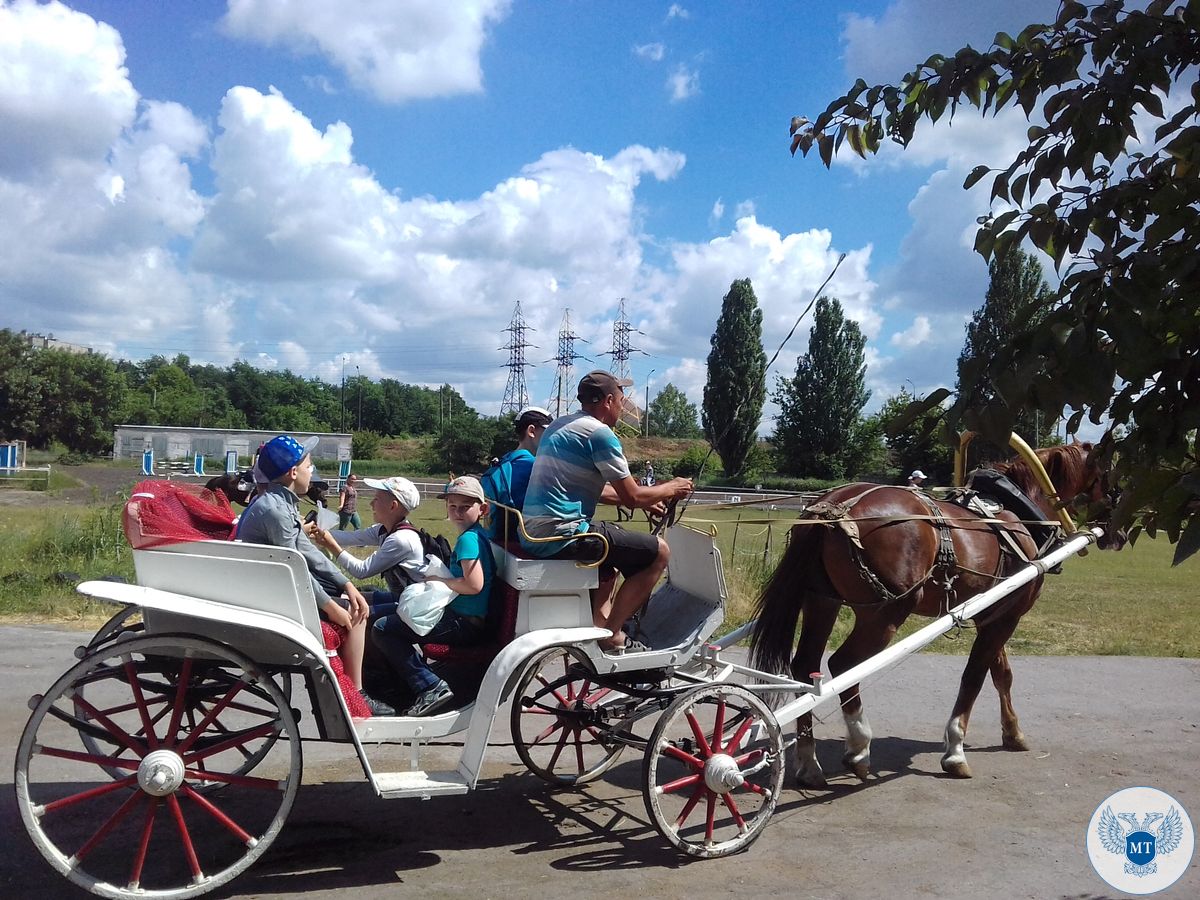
[424,581,520,664]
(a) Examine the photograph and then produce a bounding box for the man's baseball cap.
[577,370,633,403]
[515,405,553,432]
[910,469,927,480]
[363,476,421,511]
[257,435,319,481]
[437,475,486,503]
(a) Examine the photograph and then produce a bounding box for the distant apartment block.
[20,330,92,355]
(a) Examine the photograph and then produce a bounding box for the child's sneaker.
[359,690,396,717]
[407,679,454,716]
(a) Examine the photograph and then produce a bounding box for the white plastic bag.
[397,556,456,635]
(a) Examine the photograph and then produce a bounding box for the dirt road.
[3,625,1197,899]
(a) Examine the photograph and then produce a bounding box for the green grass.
[0,488,1195,657]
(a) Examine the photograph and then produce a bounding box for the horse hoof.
[1002,732,1029,751]
[849,761,871,781]
[941,759,972,779]
[795,769,828,789]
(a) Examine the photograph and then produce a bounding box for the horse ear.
[1044,446,1066,485]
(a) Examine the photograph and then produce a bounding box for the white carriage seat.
[132,539,324,644]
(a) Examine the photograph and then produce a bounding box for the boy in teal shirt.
[370,475,496,716]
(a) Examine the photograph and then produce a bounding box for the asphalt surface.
[2,624,1198,899]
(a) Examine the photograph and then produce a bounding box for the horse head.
[1038,442,1126,550]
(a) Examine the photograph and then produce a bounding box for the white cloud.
[0,1,207,348]
[0,0,137,178]
[840,0,1062,85]
[634,42,665,62]
[221,0,512,103]
[667,4,690,20]
[889,315,931,348]
[734,199,756,219]
[709,198,724,227]
[668,65,699,102]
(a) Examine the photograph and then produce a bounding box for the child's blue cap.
[258,435,320,481]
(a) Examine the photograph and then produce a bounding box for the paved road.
[2,624,1197,899]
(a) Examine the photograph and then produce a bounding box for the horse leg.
[790,594,840,788]
[831,594,922,781]
[941,612,1024,778]
[990,646,1028,751]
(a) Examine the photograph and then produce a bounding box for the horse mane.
[994,442,1092,506]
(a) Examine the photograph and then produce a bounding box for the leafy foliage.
[648,383,703,438]
[792,0,1200,562]
[31,349,126,454]
[956,248,1057,457]
[0,330,44,439]
[771,297,871,479]
[702,279,768,479]
[876,388,956,482]
[352,430,383,460]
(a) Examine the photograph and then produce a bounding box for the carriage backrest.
[132,540,323,643]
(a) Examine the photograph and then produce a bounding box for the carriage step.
[375,769,470,799]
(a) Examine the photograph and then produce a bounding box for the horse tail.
[749,522,825,676]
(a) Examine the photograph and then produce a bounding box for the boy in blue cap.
[237,434,391,715]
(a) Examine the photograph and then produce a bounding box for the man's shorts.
[551,520,660,579]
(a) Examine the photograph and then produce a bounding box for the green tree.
[0,329,44,440]
[877,388,956,482]
[702,278,767,479]
[772,296,870,479]
[32,350,126,453]
[431,413,492,475]
[791,0,1200,560]
[956,249,1056,455]
[648,383,702,438]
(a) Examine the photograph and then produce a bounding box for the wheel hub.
[137,749,186,796]
[703,753,744,793]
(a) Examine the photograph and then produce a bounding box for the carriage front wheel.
[16,634,301,899]
[510,646,631,786]
[642,684,784,858]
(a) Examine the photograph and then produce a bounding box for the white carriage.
[14,476,1101,899]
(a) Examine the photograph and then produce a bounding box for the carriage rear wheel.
[642,684,784,858]
[16,634,301,899]
[74,632,293,789]
[511,646,634,786]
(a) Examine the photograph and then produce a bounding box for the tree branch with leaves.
[792,0,1200,561]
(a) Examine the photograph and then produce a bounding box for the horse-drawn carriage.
[14,437,1117,898]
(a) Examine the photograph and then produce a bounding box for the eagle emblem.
[1097,805,1186,877]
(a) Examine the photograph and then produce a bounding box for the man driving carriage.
[520,370,693,654]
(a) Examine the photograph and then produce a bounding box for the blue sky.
[1,0,1069,430]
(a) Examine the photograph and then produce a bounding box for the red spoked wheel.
[642,684,784,858]
[16,635,301,899]
[511,646,637,786]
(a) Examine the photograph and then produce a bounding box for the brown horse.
[749,442,1122,785]
[205,470,330,508]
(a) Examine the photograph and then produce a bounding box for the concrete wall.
[113,425,352,464]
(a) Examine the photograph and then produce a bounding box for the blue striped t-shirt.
[520,412,630,557]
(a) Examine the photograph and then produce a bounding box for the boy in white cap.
[308,475,426,616]
[371,475,496,716]
[236,434,389,715]
[907,469,928,487]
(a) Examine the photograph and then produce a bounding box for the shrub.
[352,430,383,460]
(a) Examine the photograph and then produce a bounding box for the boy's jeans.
[370,608,486,693]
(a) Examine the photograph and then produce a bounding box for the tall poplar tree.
[702,278,766,479]
[772,296,870,478]
[955,248,1054,452]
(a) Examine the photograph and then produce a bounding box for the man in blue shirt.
[480,405,553,542]
[522,371,693,654]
